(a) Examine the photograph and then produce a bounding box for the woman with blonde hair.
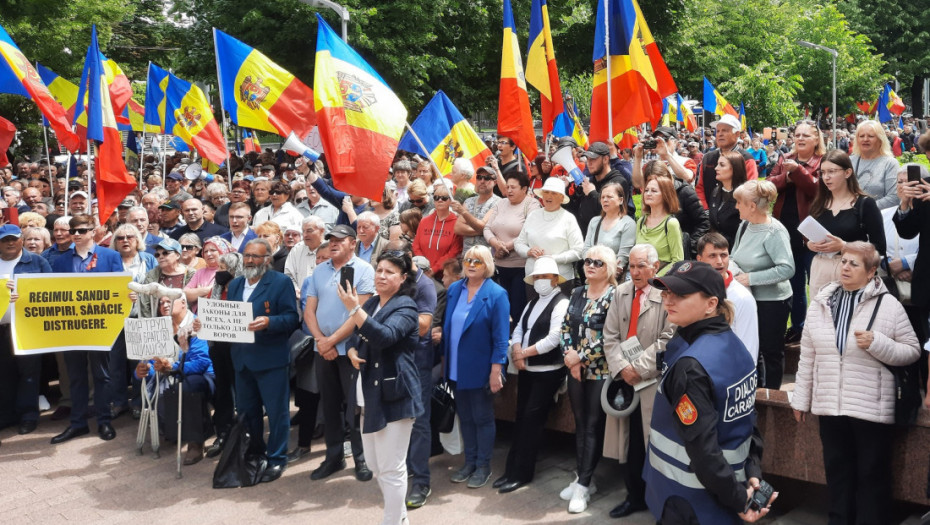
[636,175,683,273]
[850,120,899,209]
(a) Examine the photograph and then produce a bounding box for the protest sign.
[124,316,176,360]
[0,275,10,321]
[197,298,254,343]
[12,273,132,354]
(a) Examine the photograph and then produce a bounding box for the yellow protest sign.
[0,276,10,321]
[12,273,132,354]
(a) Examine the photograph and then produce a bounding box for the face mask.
[214,271,233,287]
[533,279,555,296]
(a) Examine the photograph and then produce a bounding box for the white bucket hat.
[524,256,567,284]
[533,176,570,204]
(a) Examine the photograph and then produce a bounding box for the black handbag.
[430,380,456,434]
[866,294,922,426]
[162,380,215,444]
[213,414,267,489]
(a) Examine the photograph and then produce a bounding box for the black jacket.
[708,184,740,248]
[893,201,930,308]
[575,168,634,236]
[673,178,710,255]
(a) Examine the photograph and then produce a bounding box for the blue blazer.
[52,244,124,273]
[226,270,300,372]
[441,278,510,390]
[347,294,423,434]
[220,228,257,254]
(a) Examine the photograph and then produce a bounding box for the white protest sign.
[198,298,254,343]
[124,317,176,360]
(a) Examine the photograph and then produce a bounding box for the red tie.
[627,288,643,339]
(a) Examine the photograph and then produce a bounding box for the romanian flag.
[101,55,132,120]
[75,25,134,223]
[0,24,79,152]
[242,129,261,153]
[552,96,589,148]
[214,28,316,142]
[703,77,737,117]
[525,0,563,136]
[878,84,905,121]
[164,71,228,165]
[144,62,169,131]
[739,102,747,130]
[676,93,697,132]
[313,14,407,202]
[613,126,639,150]
[397,90,491,176]
[36,63,79,121]
[498,0,538,159]
[659,98,673,127]
[118,99,160,133]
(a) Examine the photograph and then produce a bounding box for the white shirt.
[510,290,569,372]
[242,279,259,303]
[727,277,759,362]
[284,242,319,291]
[231,229,250,251]
[252,202,304,233]
[0,254,20,324]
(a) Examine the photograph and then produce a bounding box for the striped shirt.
[831,287,865,354]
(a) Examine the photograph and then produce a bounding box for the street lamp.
[299,0,349,42]
[798,40,838,149]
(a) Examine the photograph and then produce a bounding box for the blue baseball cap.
[0,224,22,239]
[156,237,182,254]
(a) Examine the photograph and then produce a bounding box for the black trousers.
[64,350,111,428]
[209,341,236,438]
[315,353,364,463]
[503,368,566,483]
[819,415,894,525]
[624,400,647,504]
[756,299,791,389]
[0,324,41,426]
[294,387,321,448]
[567,376,606,487]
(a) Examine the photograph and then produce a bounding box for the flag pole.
[403,122,443,176]
[42,124,53,199]
[162,134,167,187]
[212,28,233,191]
[87,139,99,223]
[603,0,613,142]
[64,152,71,214]
[140,129,146,190]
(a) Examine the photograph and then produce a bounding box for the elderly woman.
[792,242,919,524]
[22,226,51,255]
[392,159,413,206]
[583,182,636,275]
[139,238,196,319]
[398,208,421,246]
[559,245,617,513]
[636,175,683,273]
[850,120,900,209]
[184,236,235,313]
[254,221,289,273]
[178,233,205,271]
[709,150,749,248]
[18,211,46,229]
[443,245,509,489]
[731,179,795,389]
[807,150,886,294]
[399,179,434,216]
[768,120,825,341]
[340,251,422,525]
[515,177,584,293]
[253,180,304,233]
[412,181,462,279]
[494,257,569,495]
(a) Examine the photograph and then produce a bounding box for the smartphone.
[340,265,355,291]
[1,207,18,225]
[907,165,922,183]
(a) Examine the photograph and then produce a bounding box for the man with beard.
[226,238,299,483]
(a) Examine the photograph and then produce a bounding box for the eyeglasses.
[463,258,485,267]
[410,198,426,206]
[295,197,307,204]
[114,235,133,242]
[181,245,198,251]
[155,250,173,258]
[70,228,93,235]
[476,175,495,182]
[243,253,269,260]
[584,258,605,268]
[821,168,847,176]
[434,195,451,202]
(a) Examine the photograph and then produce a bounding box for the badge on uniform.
[264,300,270,314]
[675,394,698,425]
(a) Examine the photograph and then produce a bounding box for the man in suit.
[220,202,256,254]
[226,238,299,483]
[601,243,675,519]
[51,214,125,444]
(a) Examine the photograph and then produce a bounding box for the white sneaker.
[568,483,590,514]
[560,475,596,500]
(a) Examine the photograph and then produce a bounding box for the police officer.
[644,261,775,524]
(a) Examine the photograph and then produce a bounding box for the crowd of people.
[0,112,928,524]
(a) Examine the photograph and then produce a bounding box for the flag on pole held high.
[214,28,316,141]
[313,13,407,202]
[738,102,747,130]
[0,23,80,152]
[525,0,563,137]
[144,62,170,131]
[877,83,905,123]
[397,90,491,176]
[121,99,160,133]
[163,71,228,165]
[551,96,589,148]
[676,93,697,132]
[498,0,538,159]
[74,25,135,223]
[36,63,80,122]
[589,0,676,143]
[242,129,261,153]
[702,77,737,117]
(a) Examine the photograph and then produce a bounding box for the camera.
[641,139,657,150]
[748,479,775,511]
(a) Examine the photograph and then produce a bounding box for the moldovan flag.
[738,102,747,131]
[0,24,79,152]
[144,62,169,131]
[878,84,905,123]
[676,93,696,132]
[164,72,227,165]
[242,129,261,154]
[659,98,672,127]
[614,126,639,149]
[102,55,132,123]
[36,63,79,121]
[313,14,407,202]
[74,25,135,223]
[397,90,491,176]
[125,99,159,133]
[0,116,14,166]
[498,0,538,159]
[525,0,563,136]
[214,28,316,142]
[702,77,737,117]
[589,0,676,143]
[551,96,589,148]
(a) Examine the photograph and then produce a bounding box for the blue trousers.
[64,350,111,429]
[453,386,496,468]
[407,366,434,488]
[235,365,290,467]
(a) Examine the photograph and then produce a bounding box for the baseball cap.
[166,172,184,181]
[324,224,357,240]
[412,256,431,272]
[649,261,726,302]
[652,126,676,139]
[710,114,742,132]
[0,224,22,239]
[156,237,182,254]
[582,141,610,159]
[118,199,135,208]
[158,200,179,210]
[70,191,89,200]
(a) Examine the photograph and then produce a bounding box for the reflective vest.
[644,330,757,524]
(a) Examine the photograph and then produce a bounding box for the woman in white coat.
[791,241,919,525]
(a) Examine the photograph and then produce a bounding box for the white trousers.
[361,416,415,525]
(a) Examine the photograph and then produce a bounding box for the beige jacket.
[791,278,920,424]
[602,282,675,461]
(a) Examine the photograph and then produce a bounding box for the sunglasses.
[70,228,93,235]
[476,175,495,182]
[410,198,426,206]
[434,195,451,202]
[295,197,307,204]
[269,190,287,196]
[181,245,199,251]
[463,258,485,267]
[114,235,134,242]
[155,250,173,257]
[584,258,605,268]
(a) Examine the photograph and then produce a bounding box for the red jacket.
[767,153,822,223]
[413,212,462,277]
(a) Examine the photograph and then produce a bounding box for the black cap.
[582,141,610,159]
[652,126,676,139]
[649,261,726,302]
[324,224,357,240]
[158,200,179,210]
[556,136,578,149]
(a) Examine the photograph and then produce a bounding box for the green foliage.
[561,72,593,118]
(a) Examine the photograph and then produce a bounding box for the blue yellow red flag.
[144,62,170,131]
[214,28,316,142]
[164,72,227,165]
[702,77,737,117]
[590,0,676,143]
[498,0,538,159]
[397,90,491,176]
[675,93,697,132]
[0,24,79,152]
[118,99,159,133]
[739,102,747,130]
[878,84,905,122]
[36,63,79,122]
[552,96,589,148]
[313,14,407,202]
[659,98,672,127]
[242,129,261,154]
[613,126,639,150]
[525,0,563,136]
